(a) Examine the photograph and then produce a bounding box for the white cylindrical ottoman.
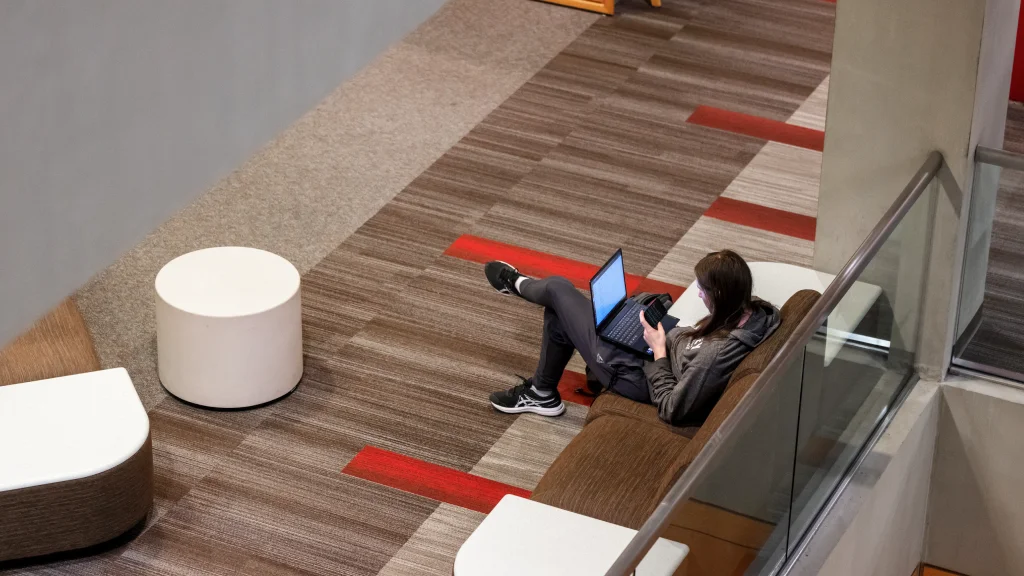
[155,247,303,408]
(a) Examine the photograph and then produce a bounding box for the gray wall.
[814,382,939,576]
[926,379,1024,575]
[0,0,445,347]
[814,0,1018,378]
[796,377,1024,576]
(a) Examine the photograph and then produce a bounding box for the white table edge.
[0,367,151,492]
[454,495,689,576]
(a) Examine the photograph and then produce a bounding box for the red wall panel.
[1011,7,1024,102]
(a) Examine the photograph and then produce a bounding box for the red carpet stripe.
[687,106,825,152]
[342,446,531,514]
[444,235,685,300]
[705,197,817,241]
[558,370,595,407]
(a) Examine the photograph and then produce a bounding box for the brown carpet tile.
[2,0,836,573]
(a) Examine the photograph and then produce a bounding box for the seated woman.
[484,250,779,426]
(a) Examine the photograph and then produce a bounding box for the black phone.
[644,298,668,328]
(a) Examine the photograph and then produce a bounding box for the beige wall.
[794,377,1024,576]
[815,0,1018,378]
[808,382,939,576]
[0,0,445,348]
[816,0,983,269]
[925,378,1024,575]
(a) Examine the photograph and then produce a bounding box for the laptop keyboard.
[606,300,644,344]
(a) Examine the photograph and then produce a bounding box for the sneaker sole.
[487,261,519,296]
[490,401,566,417]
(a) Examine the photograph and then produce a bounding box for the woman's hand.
[640,312,668,360]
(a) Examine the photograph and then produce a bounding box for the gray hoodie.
[643,300,780,427]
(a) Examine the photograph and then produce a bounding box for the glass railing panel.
[955,159,1001,350]
[631,352,805,576]
[786,178,935,549]
[953,148,1024,379]
[786,178,936,551]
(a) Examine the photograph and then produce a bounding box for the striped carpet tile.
[719,141,822,217]
[787,75,830,131]
[648,216,815,287]
[705,197,817,241]
[470,401,590,491]
[375,504,485,576]
[687,106,826,152]
[342,446,531,514]
[444,234,686,300]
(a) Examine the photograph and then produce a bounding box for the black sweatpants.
[518,276,650,403]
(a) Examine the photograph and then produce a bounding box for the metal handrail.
[976,145,1024,170]
[605,151,944,576]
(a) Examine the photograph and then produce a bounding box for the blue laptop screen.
[592,252,627,327]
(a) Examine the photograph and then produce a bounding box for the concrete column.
[815,0,1019,378]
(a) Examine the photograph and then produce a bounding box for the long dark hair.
[690,250,753,339]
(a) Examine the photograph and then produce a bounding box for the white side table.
[155,247,303,408]
[0,368,152,560]
[454,495,688,576]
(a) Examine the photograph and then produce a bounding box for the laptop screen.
[592,251,627,327]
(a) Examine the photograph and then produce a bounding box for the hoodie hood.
[646,298,783,427]
[728,299,781,348]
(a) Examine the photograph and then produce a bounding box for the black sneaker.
[490,378,565,417]
[484,261,523,296]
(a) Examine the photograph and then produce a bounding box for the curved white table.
[0,368,153,560]
[156,247,303,408]
[668,262,883,365]
[455,496,688,576]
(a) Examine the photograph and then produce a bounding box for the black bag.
[629,291,673,312]
[577,291,673,397]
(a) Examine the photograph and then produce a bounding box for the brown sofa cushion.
[531,414,691,529]
[732,290,820,382]
[585,392,699,438]
[0,298,100,387]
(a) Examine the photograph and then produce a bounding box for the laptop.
[591,249,679,357]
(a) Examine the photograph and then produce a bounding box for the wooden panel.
[663,525,756,576]
[921,565,970,576]
[538,0,616,16]
[672,500,775,550]
[659,500,775,576]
